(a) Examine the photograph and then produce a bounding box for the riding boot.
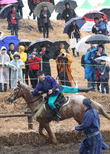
[78,87,93,93]
[53,108,61,122]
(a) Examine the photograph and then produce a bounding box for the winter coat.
[56,49,73,87]
[7,11,21,30]
[75,108,108,153]
[0,50,10,84]
[10,46,27,69]
[98,64,109,81]
[67,24,81,39]
[40,50,51,76]
[17,0,24,8]
[62,8,76,23]
[32,75,63,97]
[9,52,24,89]
[40,0,54,5]
[84,49,96,80]
[28,53,41,70]
[57,13,63,20]
[92,21,107,35]
[40,10,51,27]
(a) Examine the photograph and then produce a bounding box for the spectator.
[87,44,95,52]
[92,17,106,35]
[24,44,30,85]
[53,42,69,60]
[7,6,21,37]
[98,60,109,94]
[28,48,41,88]
[28,0,37,20]
[67,20,81,57]
[57,13,63,20]
[100,16,108,35]
[0,46,10,92]
[40,6,51,38]
[7,43,16,60]
[39,44,51,76]
[84,48,96,91]
[56,49,73,87]
[9,52,24,89]
[17,0,24,18]
[62,2,76,23]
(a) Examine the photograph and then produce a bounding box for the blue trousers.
[48,85,78,109]
[0,83,7,92]
[11,24,18,37]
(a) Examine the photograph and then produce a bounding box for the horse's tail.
[91,100,110,120]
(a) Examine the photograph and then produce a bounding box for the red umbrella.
[83,11,108,21]
[0,0,18,5]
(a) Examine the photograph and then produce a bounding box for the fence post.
[24,108,33,129]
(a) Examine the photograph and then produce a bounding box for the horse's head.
[8,81,24,103]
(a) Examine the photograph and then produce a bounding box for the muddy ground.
[0,142,110,154]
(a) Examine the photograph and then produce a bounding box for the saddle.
[45,93,70,121]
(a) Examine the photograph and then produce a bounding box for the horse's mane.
[21,83,33,90]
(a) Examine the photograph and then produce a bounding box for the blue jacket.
[7,11,21,30]
[98,64,109,80]
[32,75,63,97]
[75,108,100,135]
[97,21,105,30]
[84,47,96,80]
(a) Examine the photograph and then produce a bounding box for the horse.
[8,81,110,145]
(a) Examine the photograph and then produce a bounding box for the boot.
[53,108,61,122]
[78,87,93,93]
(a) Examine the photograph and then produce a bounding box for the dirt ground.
[0,142,110,154]
[1,18,110,152]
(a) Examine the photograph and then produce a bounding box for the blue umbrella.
[0,36,20,51]
[63,17,86,33]
[0,4,17,19]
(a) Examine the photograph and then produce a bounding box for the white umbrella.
[94,56,110,63]
[76,35,92,52]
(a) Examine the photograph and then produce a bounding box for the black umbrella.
[0,4,17,19]
[85,34,110,44]
[100,8,110,21]
[28,38,53,52]
[49,40,70,59]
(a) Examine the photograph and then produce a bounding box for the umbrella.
[83,11,106,21]
[49,40,70,59]
[0,36,20,51]
[76,35,93,52]
[19,39,31,45]
[28,38,53,51]
[0,0,18,5]
[100,8,110,21]
[85,34,110,44]
[94,56,110,63]
[34,2,54,18]
[0,4,17,19]
[55,0,77,13]
[0,31,4,39]
[63,17,86,33]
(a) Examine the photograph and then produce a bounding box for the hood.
[19,46,25,53]
[0,46,7,54]
[13,52,20,59]
[60,49,66,53]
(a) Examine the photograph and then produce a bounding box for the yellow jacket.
[10,46,27,69]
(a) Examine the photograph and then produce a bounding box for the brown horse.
[8,82,110,145]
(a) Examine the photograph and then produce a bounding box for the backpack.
[81,51,91,68]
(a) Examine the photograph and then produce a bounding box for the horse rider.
[32,71,93,121]
[72,98,109,154]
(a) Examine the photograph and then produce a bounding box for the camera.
[61,52,66,57]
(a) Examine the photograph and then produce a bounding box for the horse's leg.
[43,122,58,145]
[74,118,83,140]
[39,123,49,140]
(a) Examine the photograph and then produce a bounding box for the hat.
[1,46,6,51]
[33,48,37,52]
[83,98,92,108]
[60,49,66,53]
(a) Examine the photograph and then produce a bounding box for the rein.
[12,84,42,110]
